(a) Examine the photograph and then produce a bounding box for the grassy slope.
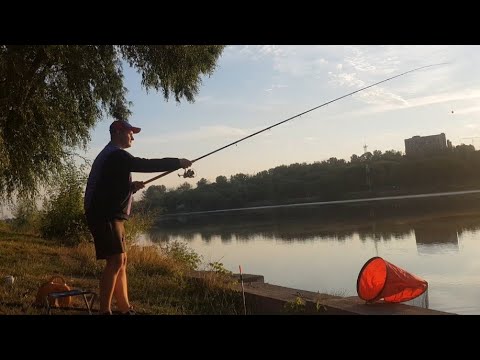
[0,227,243,315]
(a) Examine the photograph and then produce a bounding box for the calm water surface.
[138,199,480,315]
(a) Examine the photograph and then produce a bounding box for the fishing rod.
[143,62,448,185]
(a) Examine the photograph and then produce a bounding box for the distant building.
[404,133,447,156]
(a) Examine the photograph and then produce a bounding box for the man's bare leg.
[113,253,130,312]
[99,253,123,314]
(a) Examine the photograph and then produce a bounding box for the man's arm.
[130,156,183,172]
[128,153,192,173]
[112,150,192,173]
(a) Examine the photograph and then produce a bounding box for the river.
[138,191,480,314]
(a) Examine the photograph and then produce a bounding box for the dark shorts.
[86,217,126,260]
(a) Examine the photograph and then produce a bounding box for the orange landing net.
[357,257,428,303]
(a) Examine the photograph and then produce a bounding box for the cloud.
[406,88,480,108]
[229,45,288,61]
[331,87,480,119]
[258,45,286,57]
[228,45,471,110]
[231,45,330,77]
[195,95,213,103]
[231,45,452,81]
[272,49,329,76]
[343,46,396,74]
[327,70,412,107]
[264,84,288,92]
[451,106,480,115]
[325,46,453,107]
[328,71,365,88]
[354,88,410,107]
[342,45,450,76]
[232,46,442,95]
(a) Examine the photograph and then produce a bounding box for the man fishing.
[84,120,192,315]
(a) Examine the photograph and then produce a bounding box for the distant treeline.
[135,145,480,215]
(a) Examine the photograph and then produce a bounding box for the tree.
[360,151,373,162]
[382,150,403,161]
[230,173,249,183]
[325,157,346,166]
[372,150,382,161]
[215,175,228,185]
[350,154,360,163]
[142,184,167,202]
[0,45,226,200]
[177,182,192,192]
[454,144,475,154]
[196,178,209,188]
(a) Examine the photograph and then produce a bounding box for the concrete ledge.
[241,282,453,315]
[189,271,454,315]
[231,273,265,283]
[190,271,264,284]
[318,296,452,315]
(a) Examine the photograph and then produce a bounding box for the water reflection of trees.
[146,199,480,245]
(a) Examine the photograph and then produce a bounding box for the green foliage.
[12,197,41,234]
[135,185,168,214]
[215,175,228,185]
[207,261,232,275]
[0,45,226,199]
[40,163,90,245]
[177,182,192,192]
[283,296,306,313]
[316,301,328,313]
[162,240,202,271]
[124,208,157,245]
[142,185,167,201]
[454,144,476,155]
[196,178,209,188]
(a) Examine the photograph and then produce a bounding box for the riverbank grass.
[0,226,243,315]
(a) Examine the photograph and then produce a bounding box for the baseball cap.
[109,120,141,134]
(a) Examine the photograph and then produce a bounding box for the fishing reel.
[178,168,195,178]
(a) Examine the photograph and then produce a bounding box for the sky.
[61,45,480,192]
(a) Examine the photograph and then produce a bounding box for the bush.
[40,164,90,245]
[124,208,157,245]
[161,240,202,271]
[12,197,41,234]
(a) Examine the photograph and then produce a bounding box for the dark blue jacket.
[84,143,181,220]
